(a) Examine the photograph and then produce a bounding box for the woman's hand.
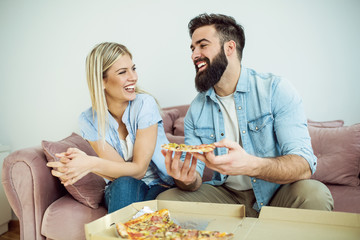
[46,148,93,186]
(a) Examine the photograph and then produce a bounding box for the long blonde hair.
[86,42,147,142]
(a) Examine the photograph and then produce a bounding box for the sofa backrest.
[161,105,360,186]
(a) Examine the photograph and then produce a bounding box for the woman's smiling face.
[103,54,138,103]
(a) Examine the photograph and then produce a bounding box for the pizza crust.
[161,143,216,153]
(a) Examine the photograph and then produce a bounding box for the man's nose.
[191,48,201,61]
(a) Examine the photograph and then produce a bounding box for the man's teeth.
[198,62,206,68]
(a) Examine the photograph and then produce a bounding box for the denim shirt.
[79,93,174,187]
[184,67,317,211]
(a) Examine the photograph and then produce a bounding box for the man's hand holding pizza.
[161,148,202,191]
[192,139,254,176]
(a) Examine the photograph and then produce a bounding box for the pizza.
[116,208,234,239]
[161,143,216,153]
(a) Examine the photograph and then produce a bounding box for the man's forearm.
[175,172,202,191]
[252,154,312,184]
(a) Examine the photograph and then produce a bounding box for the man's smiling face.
[190,25,228,92]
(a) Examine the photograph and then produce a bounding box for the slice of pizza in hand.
[161,143,216,153]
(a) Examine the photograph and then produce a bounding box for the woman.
[47,42,174,213]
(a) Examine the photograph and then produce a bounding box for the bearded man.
[157,13,334,217]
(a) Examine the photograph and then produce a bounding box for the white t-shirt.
[216,93,252,191]
[119,135,134,162]
[120,135,158,184]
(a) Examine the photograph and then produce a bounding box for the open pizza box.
[85,200,360,240]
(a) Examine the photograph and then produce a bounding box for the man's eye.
[200,44,207,48]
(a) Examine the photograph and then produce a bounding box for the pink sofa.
[2,104,360,240]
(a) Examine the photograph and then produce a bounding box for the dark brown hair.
[188,13,245,61]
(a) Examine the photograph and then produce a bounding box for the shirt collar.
[107,101,132,129]
[236,66,250,93]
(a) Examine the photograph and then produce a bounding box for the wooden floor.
[0,221,20,240]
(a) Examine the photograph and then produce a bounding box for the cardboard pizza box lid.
[85,200,245,239]
[84,200,360,240]
[246,206,360,240]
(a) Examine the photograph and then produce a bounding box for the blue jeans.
[104,176,170,213]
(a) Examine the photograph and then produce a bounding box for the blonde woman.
[47,42,174,213]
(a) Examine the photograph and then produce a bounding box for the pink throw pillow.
[309,124,360,186]
[161,109,180,134]
[307,119,344,128]
[174,117,185,136]
[42,132,106,209]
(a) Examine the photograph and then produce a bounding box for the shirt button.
[242,130,246,134]
[255,126,258,130]
[238,106,242,110]
[253,179,256,183]
[221,133,224,136]
[218,109,221,112]
[260,202,264,206]
[210,134,214,138]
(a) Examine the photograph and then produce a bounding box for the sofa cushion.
[309,124,360,186]
[42,132,106,209]
[41,194,107,240]
[326,184,360,214]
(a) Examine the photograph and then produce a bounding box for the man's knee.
[272,179,334,211]
[156,184,221,203]
[156,187,189,201]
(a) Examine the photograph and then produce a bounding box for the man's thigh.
[156,184,237,204]
[156,184,259,217]
[270,179,334,211]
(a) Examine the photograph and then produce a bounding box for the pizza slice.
[115,208,234,240]
[116,209,171,239]
[198,230,234,240]
[161,143,216,153]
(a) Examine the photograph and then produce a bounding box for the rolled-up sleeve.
[271,78,317,174]
[135,95,162,129]
[78,108,100,142]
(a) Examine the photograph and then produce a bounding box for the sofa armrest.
[2,146,66,240]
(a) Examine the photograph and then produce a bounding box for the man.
[157,13,333,217]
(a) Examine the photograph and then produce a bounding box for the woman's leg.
[144,185,170,201]
[104,176,148,213]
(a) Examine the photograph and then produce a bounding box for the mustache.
[194,57,210,72]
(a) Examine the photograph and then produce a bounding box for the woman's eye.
[132,67,137,71]
[118,71,126,75]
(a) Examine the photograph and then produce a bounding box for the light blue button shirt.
[184,67,316,211]
[79,94,174,186]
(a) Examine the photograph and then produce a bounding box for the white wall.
[1,0,359,151]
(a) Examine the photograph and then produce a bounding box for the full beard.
[195,48,228,93]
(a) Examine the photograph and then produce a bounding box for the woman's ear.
[102,78,106,90]
[224,40,236,56]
